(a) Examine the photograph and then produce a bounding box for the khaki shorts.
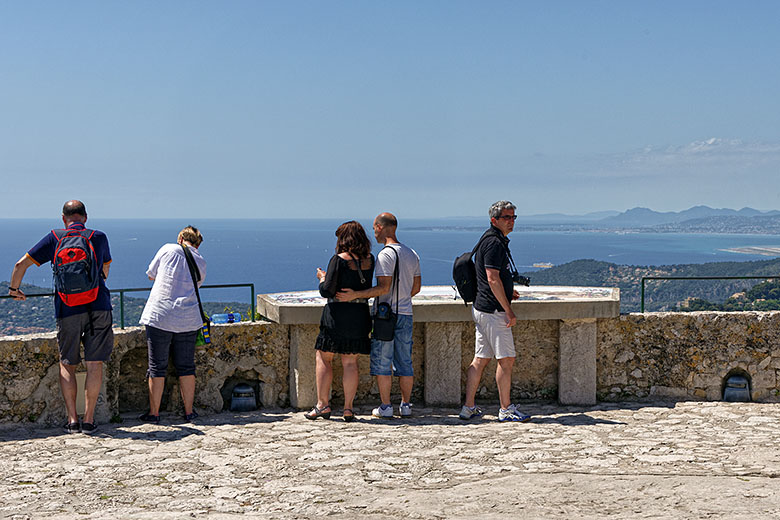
[472,307,516,359]
[56,310,114,365]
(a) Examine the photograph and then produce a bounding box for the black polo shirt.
[473,225,513,313]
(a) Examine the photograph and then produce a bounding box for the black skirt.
[314,301,371,355]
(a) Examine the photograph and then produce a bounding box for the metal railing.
[640,276,780,312]
[115,283,255,328]
[1,283,255,329]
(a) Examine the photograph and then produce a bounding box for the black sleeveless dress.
[314,254,375,354]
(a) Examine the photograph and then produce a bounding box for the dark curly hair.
[335,221,371,259]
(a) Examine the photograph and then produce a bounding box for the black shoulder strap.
[348,253,367,285]
[380,245,400,314]
[182,245,207,322]
[52,228,94,242]
[473,231,518,274]
[471,230,494,260]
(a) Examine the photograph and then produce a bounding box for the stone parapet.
[598,311,780,402]
[4,303,780,425]
[0,322,291,425]
[259,285,619,408]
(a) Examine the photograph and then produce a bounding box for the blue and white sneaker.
[372,403,394,419]
[498,404,531,422]
[399,402,413,418]
[459,405,483,420]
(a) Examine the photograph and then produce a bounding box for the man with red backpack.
[8,200,113,434]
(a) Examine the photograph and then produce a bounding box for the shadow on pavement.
[0,401,687,441]
[530,413,626,426]
[0,409,291,443]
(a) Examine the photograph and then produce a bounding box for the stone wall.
[460,320,560,401]
[0,331,61,424]
[598,311,780,402]
[3,311,780,425]
[0,322,291,426]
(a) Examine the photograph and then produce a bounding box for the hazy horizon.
[1,204,779,222]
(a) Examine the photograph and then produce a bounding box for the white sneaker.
[399,402,412,418]
[498,404,531,422]
[372,404,393,418]
[458,405,483,420]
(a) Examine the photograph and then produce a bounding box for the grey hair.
[488,200,516,220]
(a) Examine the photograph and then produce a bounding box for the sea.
[4,218,780,303]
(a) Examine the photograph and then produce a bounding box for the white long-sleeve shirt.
[140,243,206,333]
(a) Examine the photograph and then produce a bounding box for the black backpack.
[452,235,490,304]
[453,233,529,304]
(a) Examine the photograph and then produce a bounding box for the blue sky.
[2,2,779,219]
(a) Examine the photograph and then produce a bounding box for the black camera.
[512,272,530,286]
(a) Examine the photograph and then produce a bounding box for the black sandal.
[343,408,355,422]
[304,405,331,420]
[138,412,160,424]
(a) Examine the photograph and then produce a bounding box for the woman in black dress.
[305,221,374,422]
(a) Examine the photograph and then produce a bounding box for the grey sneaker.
[459,405,483,420]
[498,404,531,422]
[399,402,412,418]
[372,404,393,419]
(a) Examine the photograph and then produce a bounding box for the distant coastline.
[720,246,780,256]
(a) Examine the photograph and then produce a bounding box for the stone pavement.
[1,401,780,519]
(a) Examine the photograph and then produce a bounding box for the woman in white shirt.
[138,226,206,423]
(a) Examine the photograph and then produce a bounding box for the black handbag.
[182,244,211,345]
[372,246,399,341]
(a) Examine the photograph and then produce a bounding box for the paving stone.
[2,402,780,518]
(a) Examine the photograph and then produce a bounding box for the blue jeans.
[370,314,414,377]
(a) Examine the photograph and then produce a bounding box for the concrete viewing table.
[258,285,620,408]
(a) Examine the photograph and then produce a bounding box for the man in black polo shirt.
[459,200,531,422]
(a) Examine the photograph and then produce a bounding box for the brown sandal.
[343,408,355,422]
[304,405,331,420]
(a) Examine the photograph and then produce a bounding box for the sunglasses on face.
[497,215,517,221]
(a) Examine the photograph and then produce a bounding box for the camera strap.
[505,247,519,277]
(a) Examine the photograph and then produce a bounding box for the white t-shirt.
[374,242,421,316]
[139,243,207,333]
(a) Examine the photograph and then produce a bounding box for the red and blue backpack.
[51,228,100,306]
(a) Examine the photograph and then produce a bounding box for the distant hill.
[650,215,780,234]
[415,206,780,234]
[680,279,780,312]
[517,210,621,224]
[520,257,780,312]
[600,206,780,228]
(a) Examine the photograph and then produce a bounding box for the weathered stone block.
[424,322,462,406]
[650,386,689,399]
[5,377,39,401]
[558,319,596,405]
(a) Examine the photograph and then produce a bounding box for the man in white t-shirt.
[336,213,421,418]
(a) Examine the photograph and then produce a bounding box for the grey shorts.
[56,310,115,365]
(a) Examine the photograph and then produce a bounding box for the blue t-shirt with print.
[27,222,113,319]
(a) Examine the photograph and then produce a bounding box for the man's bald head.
[372,212,399,244]
[375,212,397,229]
[62,200,87,222]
